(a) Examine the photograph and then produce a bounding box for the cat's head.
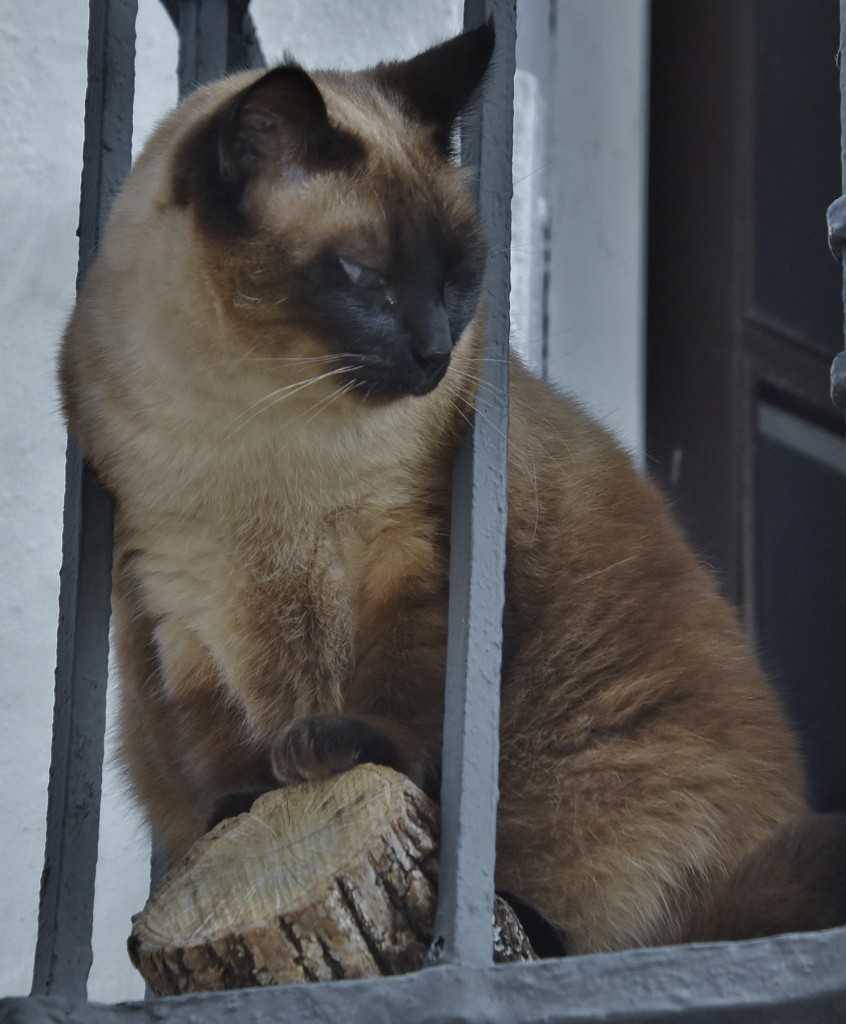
[165,23,495,403]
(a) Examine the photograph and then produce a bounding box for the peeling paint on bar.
[30,0,136,1002]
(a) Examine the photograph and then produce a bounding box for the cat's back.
[505,357,797,761]
[495,364,806,949]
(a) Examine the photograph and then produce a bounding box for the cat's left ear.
[173,65,363,226]
[217,66,362,187]
[373,20,495,155]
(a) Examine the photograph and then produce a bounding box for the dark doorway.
[647,0,846,811]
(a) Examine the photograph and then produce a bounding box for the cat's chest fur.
[124,463,441,734]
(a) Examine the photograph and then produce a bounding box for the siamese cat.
[60,24,845,955]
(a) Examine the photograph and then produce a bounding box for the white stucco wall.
[0,0,647,1004]
[547,0,650,460]
[1,0,88,1000]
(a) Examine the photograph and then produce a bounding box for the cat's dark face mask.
[172,23,494,401]
[299,207,486,399]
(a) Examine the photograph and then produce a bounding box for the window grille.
[3,1,846,1021]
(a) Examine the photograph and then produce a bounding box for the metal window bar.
[159,0,266,99]
[30,0,136,1000]
[7,1,846,1022]
[432,0,515,969]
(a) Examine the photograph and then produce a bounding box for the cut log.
[129,765,536,995]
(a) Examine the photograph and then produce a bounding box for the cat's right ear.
[173,67,362,228]
[373,21,495,156]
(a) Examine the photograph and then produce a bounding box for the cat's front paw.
[270,713,407,786]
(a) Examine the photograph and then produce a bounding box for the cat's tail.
[685,811,846,942]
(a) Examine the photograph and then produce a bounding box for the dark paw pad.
[271,714,405,786]
[207,787,273,832]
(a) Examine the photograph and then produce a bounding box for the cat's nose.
[414,347,451,383]
[410,304,452,379]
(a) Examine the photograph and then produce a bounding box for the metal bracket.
[827,195,846,261]
[827,195,846,412]
[831,350,846,413]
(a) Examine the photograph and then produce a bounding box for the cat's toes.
[270,713,405,786]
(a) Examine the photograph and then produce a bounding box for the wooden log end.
[129,765,536,995]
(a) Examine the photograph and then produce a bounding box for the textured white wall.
[0,0,647,1004]
[0,0,88,1000]
[547,0,650,459]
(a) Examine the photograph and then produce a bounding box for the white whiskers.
[275,378,364,452]
[210,352,359,369]
[225,365,361,432]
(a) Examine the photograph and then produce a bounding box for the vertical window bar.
[225,0,265,72]
[161,0,265,80]
[176,0,230,98]
[830,0,846,413]
[433,0,516,968]
[31,0,136,1001]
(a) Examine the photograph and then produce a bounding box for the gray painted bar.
[432,0,516,969]
[176,0,229,98]
[30,0,136,1001]
[8,928,846,1023]
[225,0,265,73]
[161,0,264,74]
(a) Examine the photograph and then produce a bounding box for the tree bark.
[129,765,536,995]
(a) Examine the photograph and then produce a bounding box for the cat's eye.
[338,255,386,291]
